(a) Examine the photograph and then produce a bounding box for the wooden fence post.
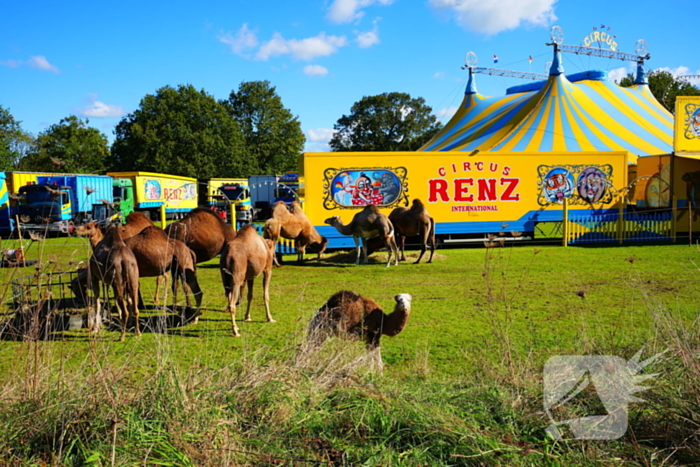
[562,197,568,247]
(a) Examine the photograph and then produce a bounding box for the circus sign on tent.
[582,28,618,51]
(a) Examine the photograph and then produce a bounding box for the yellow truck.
[300,151,635,248]
[199,178,253,222]
[107,171,198,221]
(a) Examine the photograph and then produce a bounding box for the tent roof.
[420,50,673,156]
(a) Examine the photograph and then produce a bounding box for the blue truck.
[17,174,114,234]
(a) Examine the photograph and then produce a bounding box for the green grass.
[0,236,699,465]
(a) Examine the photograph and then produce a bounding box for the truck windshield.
[221,187,246,200]
[24,191,66,204]
[113,186,124,201]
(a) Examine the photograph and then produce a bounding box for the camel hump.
[236,223,259,238]
[411,198,427,212]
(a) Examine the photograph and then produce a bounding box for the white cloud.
[355,19,380,48]
[78,96,127,118]
[1,55,60,73]
[304,64,329,77]
[436,106,458,120]
[608,66,630,84]
[433,71,445,79]
[28,55,60,73]
[256,32,347,61]
[428,0,558,35]
[305,128,335,152]
[218,23,258,56]
[655,66,700,85]
[0,59,22,68]
[327,0,394,24]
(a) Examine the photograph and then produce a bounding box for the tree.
[0,106,33,171]
[618,69,700,113]
[222,81,305,175]
[329,92,443,152]
[111,85,248,179]
[18,115,108,173]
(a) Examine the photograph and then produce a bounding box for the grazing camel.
[124,226,202,310]
[219,224,276,337]
[165,208,236,264]
[324,205,399,267]
[77,223,140,341]
[388,198,436,264]
[263,201,328,265]
[308,290,412,350]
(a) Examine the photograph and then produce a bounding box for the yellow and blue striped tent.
[420,50,673,155]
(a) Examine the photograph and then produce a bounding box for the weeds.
[0,239,699,465]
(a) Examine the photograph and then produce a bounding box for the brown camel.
[165,208,236,264]
[263,200,328,265]
[119,211,155,239]
[219,224,275,337]
[387,198,436,264]
[77,223,140,341]
[118,211,168,302]
[324,204,399,267]
[308,290,412,350]
[124,226,202,310]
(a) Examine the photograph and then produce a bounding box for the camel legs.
[244,279,254,321]
[353,236,363,265]
[397,235,407,262]
[262,269,275,323]
[225,282,241,337]
[88,274,103,334]
[153,274,168,303]
[384,235,399,267]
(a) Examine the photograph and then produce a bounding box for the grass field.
[0,235,699,466]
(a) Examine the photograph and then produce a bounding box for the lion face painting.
[577,168,607,203]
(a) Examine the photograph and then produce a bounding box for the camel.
[219,224,275,337]
[308,290,412,350]
[387,198,436,264]
[77,223,140,341]
[119,211,154,239]
[165,208,236,264]
[263,200,328,266]
[324,204,399,267]
[124,226,202,311]
[118,211,168,302]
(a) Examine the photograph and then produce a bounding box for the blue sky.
[2,0,698,153]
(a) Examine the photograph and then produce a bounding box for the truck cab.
[112,177,135,220]
[17,184,74,233]
[218,182,252,222]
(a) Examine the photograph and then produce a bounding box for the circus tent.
[420,47,673,156]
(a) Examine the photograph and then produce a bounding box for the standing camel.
[308,290,412,350]
[388,198,436,264]
[78,223,140,341]
[263,201,328,265]
[124,226,202,310]
[165,208,236,264]
[324,205,399,267]
[219,224,276,337]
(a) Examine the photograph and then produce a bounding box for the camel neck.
[381,308,410,337]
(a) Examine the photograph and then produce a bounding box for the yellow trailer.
[107,171,198,220]
[301,151,634,247]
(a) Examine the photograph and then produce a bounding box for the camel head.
[323,216,341,226]
[75,222,102,239]
[383,293,412,337]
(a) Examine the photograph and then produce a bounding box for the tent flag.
[493,54,498,64]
